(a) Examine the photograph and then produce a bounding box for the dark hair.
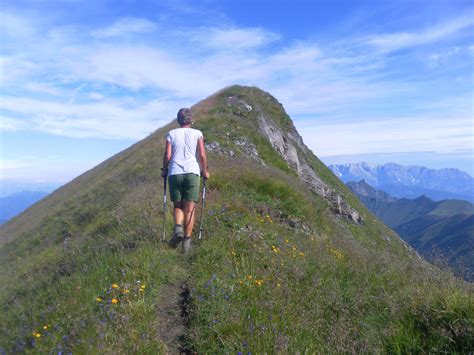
[177,108,193,125]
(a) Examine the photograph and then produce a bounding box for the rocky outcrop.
[224,95,363,224]
[205,139,265,165]
[258,112,363,223]
[226,96,253,115]
[219,96,363,224]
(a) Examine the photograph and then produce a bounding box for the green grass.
[1,85,473,353]
[185,163,473,353]
[1,238,184,353]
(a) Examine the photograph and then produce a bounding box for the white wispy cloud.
[191,27,280,50]
[0,96,187,139]
[1,9,472,159]
[24,82,65,96]
[296,115,474,156]
[91,17,157,38]
[0,11,37,40]
[69,45,221,95]
[364,14,474,53]
[0,116,26,131]
[0,156,99,182]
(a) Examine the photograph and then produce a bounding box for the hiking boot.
[169,224,184,248]
[182,237,192,255]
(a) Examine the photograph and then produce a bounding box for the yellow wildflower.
[112,284,119,289]
[330,248,344,260]
[239,280,243,285]
[122,289,130,294]
[111,298,119,304]
[35,333,41,338]
[277,283,281,287]
[96,297,103,302]
[285,239,289,243]
[43,325,48,330]
[140,285,146,289]
[299,252,305,257]
[247,275,253,280]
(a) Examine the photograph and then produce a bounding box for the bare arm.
[162,141,172,177]
[197,137,210,179]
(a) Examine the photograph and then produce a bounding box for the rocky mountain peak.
[207,86,363,224]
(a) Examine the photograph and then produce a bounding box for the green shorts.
[169,173,200,202]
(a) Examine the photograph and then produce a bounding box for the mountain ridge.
[347,179,474,280]
[330,162,474,202]
[1,85,472,353]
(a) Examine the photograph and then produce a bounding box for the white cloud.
[191,27,280,50]
[87,92,106,100]
[0,9,472,154]
[24,82,65,96]
[69,45,221,96]
[0,95,187,139]
[296,115,474,156]
[0,116,26,131]
[364,14,474,53]
[91,17,157,38]
[0,56,39,84]
[0,156,99,182]
[0,12,37,39]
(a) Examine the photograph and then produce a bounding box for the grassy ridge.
[1,86,473,352]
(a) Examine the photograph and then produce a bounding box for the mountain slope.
[331,162,474,202]
[396,214,474,277]
[348,180,474,280]
[1,86,472,353]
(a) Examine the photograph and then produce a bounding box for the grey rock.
[257,113,363,224]
[226,96,253,114]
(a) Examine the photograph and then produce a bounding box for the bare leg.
[183,201,197,237]
[174,201,184,225]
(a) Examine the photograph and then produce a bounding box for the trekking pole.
[162,175,167,241]
[198,177,207,240]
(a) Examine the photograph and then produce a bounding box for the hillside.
[331,162,474,202]
[1,86,473,353]
[348,180,474,280]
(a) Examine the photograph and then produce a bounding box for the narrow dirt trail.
[156,280,192,354]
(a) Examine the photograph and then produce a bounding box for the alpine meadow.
[0,86,473,353]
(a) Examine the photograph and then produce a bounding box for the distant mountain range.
[0,180,61,198]
[348,180,474,280]
[330,162,474,202]
[0,180,59,224]
[0,191,49,224]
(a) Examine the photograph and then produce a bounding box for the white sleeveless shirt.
[166,127,203,176]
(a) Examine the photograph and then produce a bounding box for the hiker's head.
[177,108,193,126]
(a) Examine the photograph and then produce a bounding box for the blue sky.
[1,0,473,183]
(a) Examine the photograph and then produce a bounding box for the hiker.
[162,108,210,254]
